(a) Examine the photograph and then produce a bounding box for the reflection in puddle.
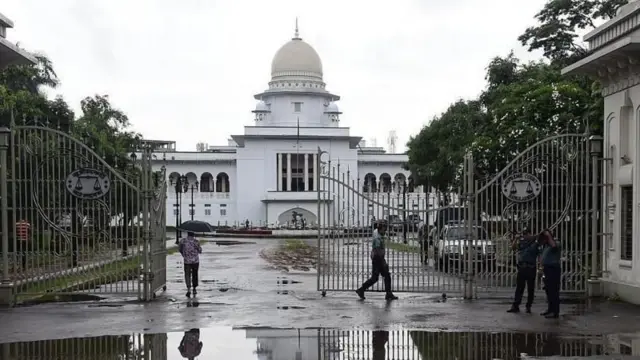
[2,328,640,359]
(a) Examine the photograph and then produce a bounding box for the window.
[220,204,227,217]
[621,186,633,260]
[204,209,211,216]
[293,102,302,112]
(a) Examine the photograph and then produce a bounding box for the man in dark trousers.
[356,220,398,301]
[179,231,202,298]
[372,330,389,360]
[539,229,561,318]
[507,228,540,313]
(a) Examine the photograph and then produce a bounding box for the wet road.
[2,239,640,359]
[1,327,640,359]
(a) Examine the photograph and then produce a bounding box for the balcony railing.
[168,192,230,200]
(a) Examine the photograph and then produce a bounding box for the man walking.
[356,220,398,301]
[507,228,540,314]
[179,231,202,298]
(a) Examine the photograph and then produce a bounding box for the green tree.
[0,54,145,259]
[0,54,74,130]
[405,100,488,192]
[518,0,629,64]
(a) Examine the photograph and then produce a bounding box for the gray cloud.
[3,0,548,150]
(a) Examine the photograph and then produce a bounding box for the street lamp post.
[402,180,407,244]
[188,181,199,221]
[171,175,188,244]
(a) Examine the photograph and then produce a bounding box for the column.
[277,153,283,191]
[304,153,309,191]
[312,153,317,191]
[286,153,292,192]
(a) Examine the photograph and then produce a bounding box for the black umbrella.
[178,220,214,233]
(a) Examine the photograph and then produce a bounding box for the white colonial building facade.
[563,1,640,304]
[150,27,429,227]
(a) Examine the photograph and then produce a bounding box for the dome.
[254,100,269,112]
[270,37,323,81]
[326,102,340,113]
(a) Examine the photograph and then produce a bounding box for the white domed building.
[152,25,429,227]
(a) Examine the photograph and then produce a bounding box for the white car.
[434,225,496,271]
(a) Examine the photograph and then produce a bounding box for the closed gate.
[316,133,600,298]
[0,125,167,305]
[471,133,599,297]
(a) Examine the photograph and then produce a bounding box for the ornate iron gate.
[316,151,470,296]
[470,133,600,297]
[316,133,600,298]
[0,126,166,305]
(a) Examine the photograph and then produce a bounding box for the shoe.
[356,288,365,300]
[186,289,191,298]
[545,313,559,319]
[385,293,398,301]
[507,307,520,313]
[540,310,551,316]
[193,288,197,296]
[525,306,531,314]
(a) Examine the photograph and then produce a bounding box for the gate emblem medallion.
[66,168,111,200]
[501,172,542,203]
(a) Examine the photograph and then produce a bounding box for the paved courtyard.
[1,239,640,358]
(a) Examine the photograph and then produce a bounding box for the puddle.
[2,328,640,359]
[19,294,105,306]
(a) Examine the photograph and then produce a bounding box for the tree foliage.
[0,53,143,241]
[406,0,626,191]
[518,0,629,64]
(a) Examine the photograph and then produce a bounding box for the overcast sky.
[3,0,550,152]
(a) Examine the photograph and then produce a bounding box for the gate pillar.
[463,152,475,300]
[588,135,603,297]
[0,127,13,307]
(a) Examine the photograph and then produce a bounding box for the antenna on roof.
[293,17,301,39]
[387,130,397,153]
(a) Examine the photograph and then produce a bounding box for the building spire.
[293,17,300,39]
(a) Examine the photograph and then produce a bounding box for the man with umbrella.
[179,230,203,298]
[178,328,203,359]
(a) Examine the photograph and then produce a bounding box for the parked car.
[386,215,404,232]
[434,224,496,271]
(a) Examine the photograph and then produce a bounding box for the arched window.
[363,173,377,193]
[216,172,230,193]
[200,172,214,192]
[379,173,392,192]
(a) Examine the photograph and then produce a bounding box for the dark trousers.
[543,265,561,314]
[360,255,392,294]
[184,262,200,289]
[513,265,536,308]
[18,241,27,269]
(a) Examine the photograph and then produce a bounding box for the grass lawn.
[18,255,143,296]
[283,239,313,251]
[387,242,421,253]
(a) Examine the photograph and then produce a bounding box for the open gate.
[316,133,601,298]
[0,125,167,305]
